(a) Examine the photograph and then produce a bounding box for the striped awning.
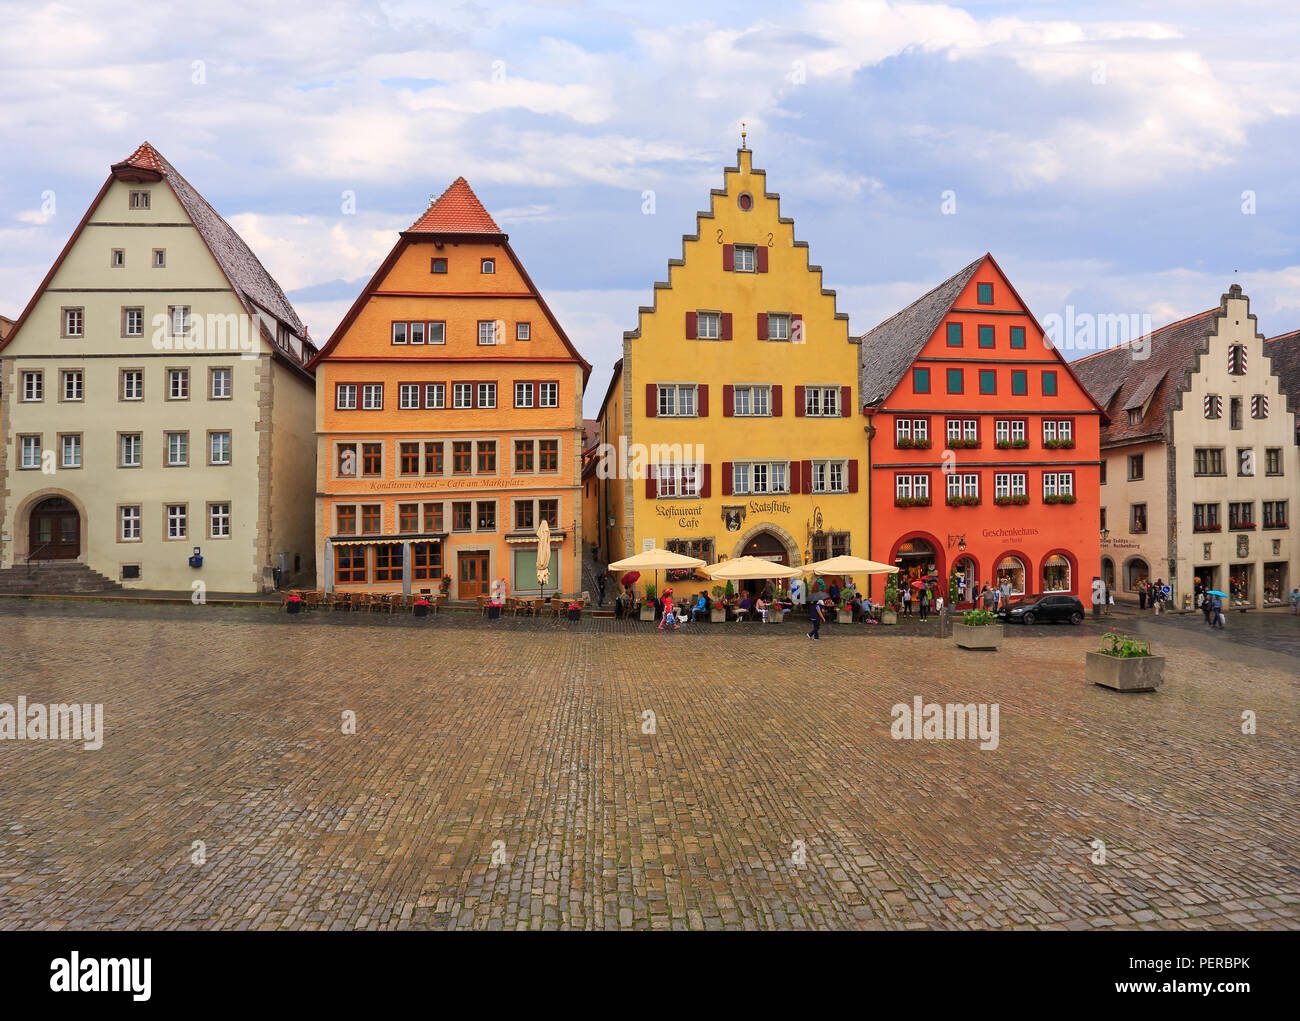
[328,534,446,547]
[505,530,567,545]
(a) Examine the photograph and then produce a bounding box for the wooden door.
[458,552,490,599]
[29,498,80,559]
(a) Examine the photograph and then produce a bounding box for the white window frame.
[22,371,43,402]
[733,245,756,272]
[166,504,188,540]
[210,367,232,399]
[120,506,141,541]
[1043,472,1074,498]
[362,384,384,410]
[168,368,189,400]
[477,382,497,409]
[805,386,841,417]
[336,383,358,410]
[209,503,231,539]
[20,435,41,469]
[767,314,790,341]
[399,383,421,410]
[515,382,535,408]
[696,312,721,340]
[210,431,231,466]
[453,383,473,409]
[61,434,82,468]
[166,432,189,467]
[120,433,142,468]
[657,384,697,418]
[62,371,83,402]
[539,382,558,408]
[425,383,446,409]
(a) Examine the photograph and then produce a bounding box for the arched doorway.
[1123,557,1149,593]
[1101,556,1116,590]
[29,497,80,559]
[736,529,789,596]
[952,555,979,605]
[1042,553,1072,593]
[894,537,938,589]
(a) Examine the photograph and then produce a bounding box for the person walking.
[596,574,607,607]
[1138,581,1147,611]
[1203,590,1215,626]
[807,596,827,640]
[1212,593,1225,629]
[658,588,679,631]
[901,584,913,617]
[1153,579,1165,615]
[1105,583,1114,616]
[1290,587,1300,615]
[918,586,930,622]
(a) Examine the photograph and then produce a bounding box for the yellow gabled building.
[600,142,868,598]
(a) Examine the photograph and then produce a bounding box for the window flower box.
[1043,438,1076,450]
[1228,523,1255,531]
[895,437,932,450]
[1193,523,1222,533]
[894,496,932,508]
[946,438,980,449]
[1043,494,1077,505]
[994,495,1030,506]
[946,495,981,508]
[1263,521,1288,529]
[995,439,1029,450]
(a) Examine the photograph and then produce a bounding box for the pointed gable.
[405,177,503,236]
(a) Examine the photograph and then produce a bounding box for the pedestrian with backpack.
[807,597,826,640]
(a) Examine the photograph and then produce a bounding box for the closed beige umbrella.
[535,518,551,597]
[705,556,802,580]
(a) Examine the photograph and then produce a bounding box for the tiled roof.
[1072,307,1219,445]
[406,177,502,235]
[858,257,984,408]
[1265,329,1300,430]
[115,142,305,335]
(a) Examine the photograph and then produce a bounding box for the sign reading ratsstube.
[0,698,103,750]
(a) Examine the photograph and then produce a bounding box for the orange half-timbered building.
[310,179,590,599]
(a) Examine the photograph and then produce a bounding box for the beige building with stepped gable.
[0,142,317,593]
[1074,285,1298,609]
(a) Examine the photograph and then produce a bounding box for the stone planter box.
[709,607,727,623]
[639,603,657,622]
[953,623,1003,650]
[765,608,786,624]
[836,608,854,624]
[881,610,898,625]
[486,604,502,620]
[1087,652,1165,692]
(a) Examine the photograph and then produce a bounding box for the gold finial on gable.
[740,121,747,149]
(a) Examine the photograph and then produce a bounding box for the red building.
[859,254,1105,606]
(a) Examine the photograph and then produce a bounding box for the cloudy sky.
[3,0,1297,413]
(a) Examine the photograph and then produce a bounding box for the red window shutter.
[789,459,800,494]
[791,313,802,342]
[721,313,732,340]
[802,460,813,492]
[722,244,734,272]
[794,385,805,417]
[721,461,733,496]
[757,312,768,340]
[697,384,709,417]
[685,310,697,340]
[645,464,657,499]
[756,247,768,272]
[722,384,735,417]
[645,383,657,417]
[841,385,852,417]
[699,463,711,498]
[848,459,859,493]
[471,385,479,409]
[772,384,783,416]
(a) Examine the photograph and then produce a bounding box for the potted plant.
[285,593,303,615]
[948,569,960,607]
[413,597,431,618]
[567,601,582,622]
[640,582,658,621]
[881,582,899,625]
[710,585,727,623]
[952,608,1003,650]
[487,600,504,620]
[441,574,452,599]
[1087,631,1165,691]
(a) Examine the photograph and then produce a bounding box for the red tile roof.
[1265,329,1300,433]
[406,177,502,235]
[114,141,166,175]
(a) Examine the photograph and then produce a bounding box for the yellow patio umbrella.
[803,555,898,576]
[704,556,802,580]
[607,547,706,597]
[534,518,551,598]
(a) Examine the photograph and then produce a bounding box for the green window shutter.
[979,369,996,394]
[1042,371,1058,396]
[978,325,994,348]
[946,323,962,346]
[1010,326,1026,348]
[1011,370,1027,395]
[913,367,930,393]
[977,283,993,304]
[947,368,963,394]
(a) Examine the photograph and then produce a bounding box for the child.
[658,588,679,631]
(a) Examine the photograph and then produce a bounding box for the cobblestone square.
[0,602,1296,930]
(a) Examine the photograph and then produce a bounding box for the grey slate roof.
[857,256,984,408]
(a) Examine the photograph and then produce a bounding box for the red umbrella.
[620,571,641,586]
[911,580,927,589]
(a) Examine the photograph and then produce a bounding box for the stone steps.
[0,561,123,595]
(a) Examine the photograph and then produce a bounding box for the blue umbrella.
[1206,590,1228,597]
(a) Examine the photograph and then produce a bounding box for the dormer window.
[481,259,495,274]
[129,190,151,210]
[1127,409,1142,426]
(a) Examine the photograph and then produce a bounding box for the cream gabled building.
[0,142,317,593]
[1075,285,1298,609]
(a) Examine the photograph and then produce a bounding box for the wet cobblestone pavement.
[0,600,1296,930]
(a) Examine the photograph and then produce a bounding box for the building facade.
[310,178,590,599]
[602,145,866,597]
[0,142,316,592]
[1075,286,1298,608]
[860,254,1104,605]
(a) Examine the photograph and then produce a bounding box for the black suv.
[998,593,1085,625]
